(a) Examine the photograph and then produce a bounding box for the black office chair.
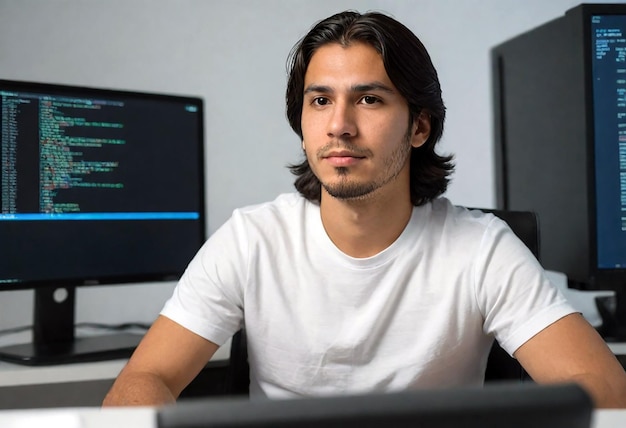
[227,328,250,395]
[224,208,540,395]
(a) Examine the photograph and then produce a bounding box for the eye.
[360,95,381,105]
[312,97,330,106]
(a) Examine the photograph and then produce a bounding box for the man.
[103,11,626,408]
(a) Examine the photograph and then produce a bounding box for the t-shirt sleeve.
[474,216,576,356]
[160,211,248,346]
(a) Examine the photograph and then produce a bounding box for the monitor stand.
[0,286,143,365]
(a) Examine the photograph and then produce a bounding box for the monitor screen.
[591,14,626,271]
[158,383,593,428]
[0,79,205,364]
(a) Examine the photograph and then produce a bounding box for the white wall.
[0,0,616,330]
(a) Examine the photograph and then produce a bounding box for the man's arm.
[102,315,219,407]
[514,312,626,408]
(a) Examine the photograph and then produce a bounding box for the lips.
[322,150,366,167]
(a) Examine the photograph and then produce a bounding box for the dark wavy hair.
[286,11,454,206]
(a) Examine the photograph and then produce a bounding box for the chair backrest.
[227,328,250,395]
[225,208,541,394]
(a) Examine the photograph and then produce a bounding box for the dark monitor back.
[492,6,589,282]
[158,383,592,428]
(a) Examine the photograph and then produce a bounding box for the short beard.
[322,167,379,200]
[321,125,414,201]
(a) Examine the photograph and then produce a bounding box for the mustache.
[316,141,372,159]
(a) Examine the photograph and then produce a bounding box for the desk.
[0,407,155,428]
[0,332,231,409]
[1,335,625,410]
[0,407,624,428]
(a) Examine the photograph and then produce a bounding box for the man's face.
[300,42,429,201]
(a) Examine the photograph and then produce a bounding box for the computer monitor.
[492,4,626,336]
[590,11,626,290]
[0,79,206,364]
[157,382,593,428]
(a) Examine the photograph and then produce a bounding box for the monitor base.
[0,332,141,366]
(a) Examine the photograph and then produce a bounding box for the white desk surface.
[0,406,624,428]
[0,406,155,428]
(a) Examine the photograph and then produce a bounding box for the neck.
[319,184,414,258]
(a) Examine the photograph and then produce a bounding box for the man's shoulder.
[228,193,316,230]
[428,198,495,226]
[236,192,312,215]
[420,198,506,244]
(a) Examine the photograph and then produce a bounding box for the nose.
[327,101,357,138]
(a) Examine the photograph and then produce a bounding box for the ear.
[410,111,431,148]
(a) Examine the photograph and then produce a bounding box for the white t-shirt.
[161,193,575,398]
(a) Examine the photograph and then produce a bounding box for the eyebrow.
[304,81,396,95]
